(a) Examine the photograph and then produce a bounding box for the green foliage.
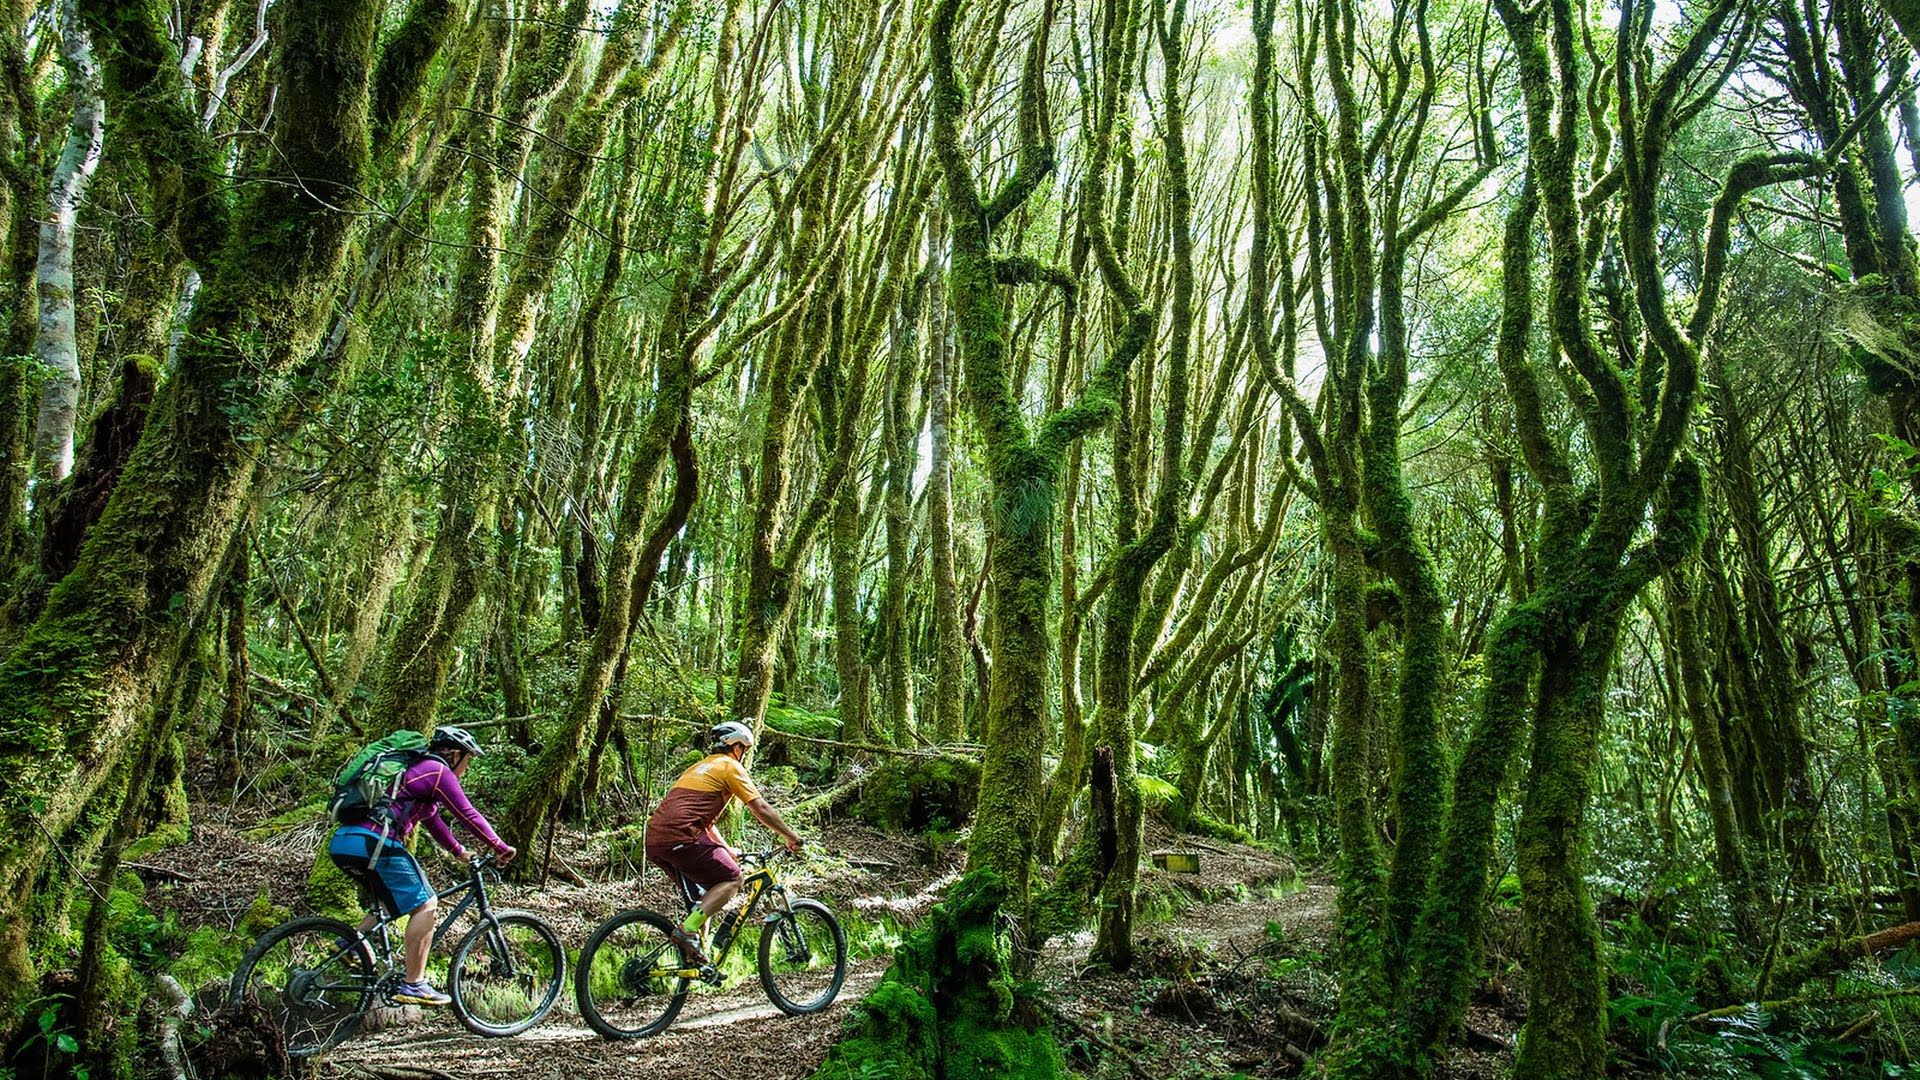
[1608,918,1909,1077]
[15,994,89,1080]
[1135,773,1179,812]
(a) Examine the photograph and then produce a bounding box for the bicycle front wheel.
[230,915,376,1057]
[575,908,692,1039]
[758,899,847,1015]
[449,910,566,1036]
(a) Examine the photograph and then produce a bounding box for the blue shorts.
[328,826,434,915]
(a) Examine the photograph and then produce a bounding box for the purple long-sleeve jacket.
[348,756,507,855]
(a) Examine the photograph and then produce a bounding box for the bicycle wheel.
[230,916,376,1057]
[575,908,692,1039]
[449,910,566,1036]
[758,899,847,1015]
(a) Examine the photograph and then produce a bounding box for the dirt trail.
[326,964,885,1080]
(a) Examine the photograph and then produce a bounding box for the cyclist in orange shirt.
[644,720,803,964]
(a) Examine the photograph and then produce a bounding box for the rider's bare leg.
[696,876,740,929]
[402,895,438,982]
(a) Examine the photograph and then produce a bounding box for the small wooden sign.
[1151,850,1201,873]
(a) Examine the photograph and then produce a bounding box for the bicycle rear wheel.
[575,908,692,1039]
[758,899,847,1015]
[449,910,566,1036]
[230,916,376,1057]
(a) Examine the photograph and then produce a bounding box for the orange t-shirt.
[645,753,763,846]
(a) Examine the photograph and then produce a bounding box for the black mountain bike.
[231,853,564,1056]
[575,848,847,1039]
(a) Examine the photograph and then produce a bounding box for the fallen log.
[1769,920,1920,992]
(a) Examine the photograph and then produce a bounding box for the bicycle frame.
[663,850,798,979]
[337,856,506,979]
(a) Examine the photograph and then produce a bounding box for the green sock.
[683,910,708,935]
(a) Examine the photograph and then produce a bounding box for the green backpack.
[328,730,430,826]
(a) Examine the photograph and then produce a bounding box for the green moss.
[123,821,188,861]
[241,890,290,938]
[1189,811,1258,847]
[851,756,981,833]
[811,870,1064,1080]
[304,851,362,922]
[171,925,244,991]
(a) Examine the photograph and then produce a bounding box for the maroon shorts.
[646,839,741,888]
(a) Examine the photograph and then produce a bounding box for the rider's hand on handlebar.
[784,835,804,855]
[495,843,518,866]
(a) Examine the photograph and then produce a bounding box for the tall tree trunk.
[926,290,966,745]
[878,293,921,745]
[29,0,103,485]
[1086,0,1181,973]
[214,549,250,781]
[0,0,382,1004]
[829,472,870,741]
[0,5,43,574]
[1712,361,1824,882]
[330,490,414,719]
[933,0,1131,917]
[1665,562,1751,908]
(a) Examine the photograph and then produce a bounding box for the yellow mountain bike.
[574,848,847,1039]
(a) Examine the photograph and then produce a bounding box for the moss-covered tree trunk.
[0,0,381,1003]
[0,5,44,575]
[1460,0,1753,1071]
[933,0,1130,915]
[502,307,698,854]
[731,253,830,731]
[729,15,928,737]
[503,0,750,851]
[1774,0,1920,885]
[1664,561,1750,905]
[829,473,871,743]
[878,288,922,745]
[927,291,968,746]
[330,486,415,719]
[1710,355,1823,882]
[1085,0,1177,973]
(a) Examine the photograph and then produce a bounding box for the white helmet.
[710,720,756,752]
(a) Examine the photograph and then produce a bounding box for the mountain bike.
[575,847,847,1039]
[230,852,565,1056]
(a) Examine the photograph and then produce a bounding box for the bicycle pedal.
[698,964,722,986]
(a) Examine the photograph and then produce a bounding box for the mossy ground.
[810,870,1065,1080]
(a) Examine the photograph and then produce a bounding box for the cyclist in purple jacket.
[326,726,517,1006]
